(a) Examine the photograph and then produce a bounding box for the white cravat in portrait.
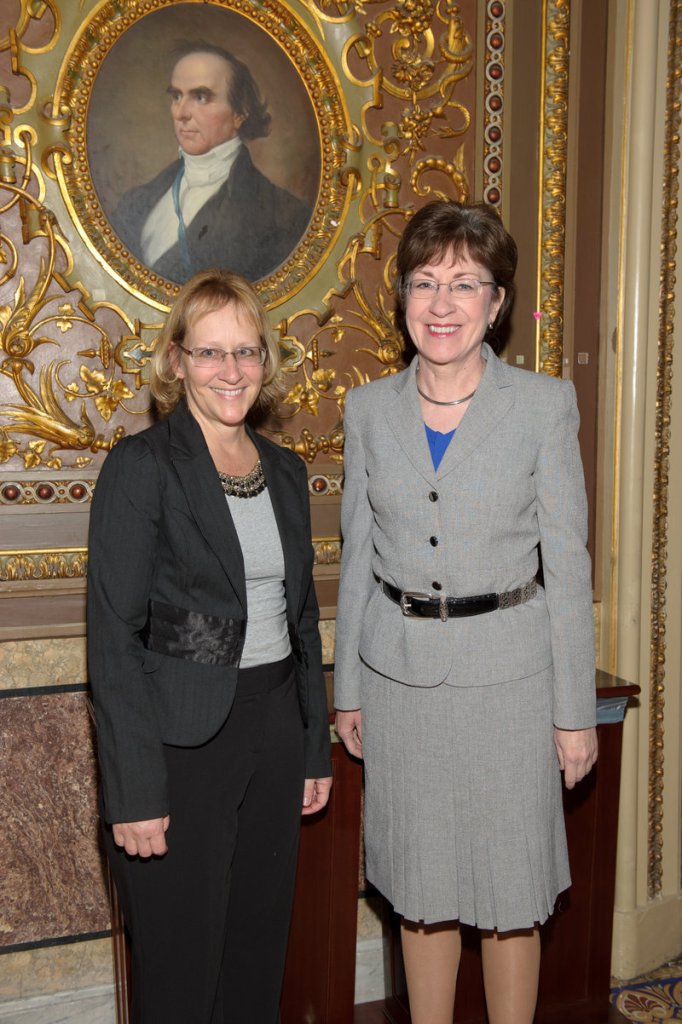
[141,136,243,266]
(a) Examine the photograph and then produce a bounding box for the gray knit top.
[225,487,291,668]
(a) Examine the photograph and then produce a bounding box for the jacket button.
[432,581,442,591]
[429,491,439,502]
[430,536,438,546]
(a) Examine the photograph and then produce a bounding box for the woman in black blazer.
[88,269,332,1024]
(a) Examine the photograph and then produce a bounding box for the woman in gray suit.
[88,269,332,1023]
[334,201,597,1024]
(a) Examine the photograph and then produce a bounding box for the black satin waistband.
[141,599,246,667]
[236,655,295,695]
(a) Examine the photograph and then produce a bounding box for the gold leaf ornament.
[0,433,19,463]
[94,378,134,422]
[22,438,46,468]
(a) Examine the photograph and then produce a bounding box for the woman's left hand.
[302,776,333,816]
[553,727,598,789]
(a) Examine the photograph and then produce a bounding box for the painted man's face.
[167,52,245,156]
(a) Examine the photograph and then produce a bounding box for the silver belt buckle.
[399,590,431,616]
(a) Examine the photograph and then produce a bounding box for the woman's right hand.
[112,816,170,857]
[335,709,363,759]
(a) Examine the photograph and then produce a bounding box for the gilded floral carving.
[1,0,477,475]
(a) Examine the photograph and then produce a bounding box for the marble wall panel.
[0,941,113,1002]
[0,640,87,691]
[319,619,335,666]
[357,896,383,941]
[0,692,109,948]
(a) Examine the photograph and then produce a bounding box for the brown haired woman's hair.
[395,200,518,353]
[150,269,283,419]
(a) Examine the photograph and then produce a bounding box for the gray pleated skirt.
[360,661,570,931]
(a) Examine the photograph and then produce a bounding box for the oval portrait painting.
[86,3,322,291]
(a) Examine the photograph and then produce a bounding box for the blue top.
[425,424,456,470]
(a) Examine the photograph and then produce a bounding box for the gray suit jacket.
[334,344,596,730]
[88,401,331,824]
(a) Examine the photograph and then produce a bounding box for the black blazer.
[111,146,311,283]
[87,401,331,824]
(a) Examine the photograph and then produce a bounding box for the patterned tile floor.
[611,958,682,1022]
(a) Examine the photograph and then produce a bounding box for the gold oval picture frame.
[53,0,352,311]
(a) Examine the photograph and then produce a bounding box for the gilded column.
[609,0,682,975]
[611,0,661,917]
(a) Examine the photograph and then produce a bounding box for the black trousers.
[103,657,305,1024]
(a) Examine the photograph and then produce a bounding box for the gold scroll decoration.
[536,0,570,377]
[272,0,475,463]
[1,0,477,474]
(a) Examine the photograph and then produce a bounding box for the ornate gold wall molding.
[0,476,94,504]
[0,0,479,634]
[1,0,477,473]
[482,0,506,208]
[648,0,681,900]
[308,470,343,498]
[312,538,342,566]
[0,548,88,582]
[536,0,570,377]
[0,107,152,471]
[273,0,476,462]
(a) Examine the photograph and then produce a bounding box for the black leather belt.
[380,578,537,622]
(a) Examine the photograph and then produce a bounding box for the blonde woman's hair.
[150,269,284,418]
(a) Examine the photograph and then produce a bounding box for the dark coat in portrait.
[111,146,312,283]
